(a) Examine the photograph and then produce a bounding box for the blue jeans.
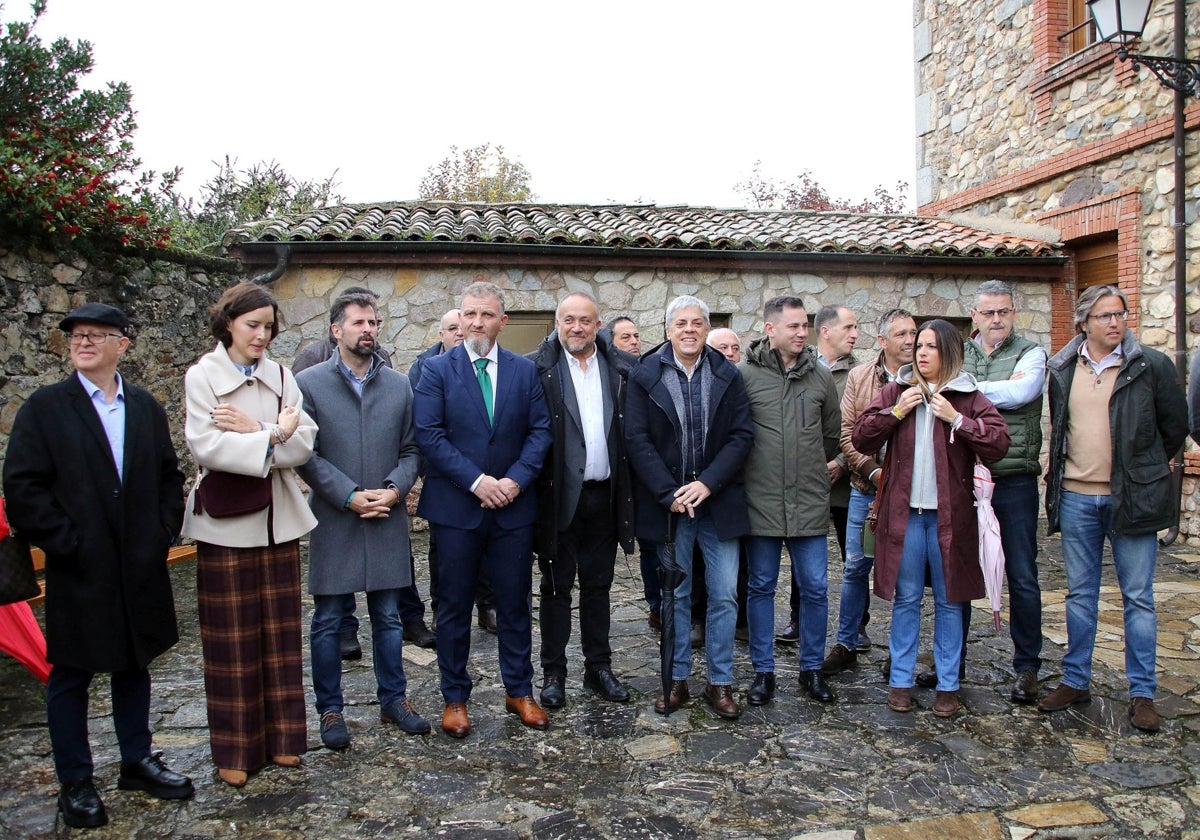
[1058,491,1158,699]
[311,589,408,714]
[746,535,828,671]
[666,515,739,685]
[836,486,875,649]
[889,509,963,691]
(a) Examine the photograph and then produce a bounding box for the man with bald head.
[707,328,742,364]
[529,293,637,709]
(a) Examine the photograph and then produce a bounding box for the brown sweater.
[1063,361,1118,495]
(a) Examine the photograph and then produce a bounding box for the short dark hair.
[814,305,843,333]
[330,292,377,326]
[763,296,805,322]
[209,282,280,348]
[610,315,635,329]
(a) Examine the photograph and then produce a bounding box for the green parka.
[739,337,841,537]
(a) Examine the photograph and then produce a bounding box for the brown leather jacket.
[840,350,894,495]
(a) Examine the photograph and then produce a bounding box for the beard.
[347,336,375,357]
[466,336,493,357]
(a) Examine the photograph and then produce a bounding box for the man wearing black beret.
[3,302,193,828]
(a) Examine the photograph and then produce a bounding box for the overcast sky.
[9,0,918,210]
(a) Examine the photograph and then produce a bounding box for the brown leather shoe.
[1128,697,1161,733]
[932,690,963,718]
[886,687,912,713]
[441,702,470,738]
[654,679,690,714]
[1038,683,1091,713]
[821,643,857,676]
[505,695,549,730]
[702,683,741,719]
[1010,669,1039,705]
[477,606,498,634]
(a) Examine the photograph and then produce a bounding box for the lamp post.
[1087,0,1196,544]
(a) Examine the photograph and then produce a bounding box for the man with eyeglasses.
[961,280,1048,705]
[1041,285,1186,733]
[4,303,192,827]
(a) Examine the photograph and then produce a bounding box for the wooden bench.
[27,544,198,607]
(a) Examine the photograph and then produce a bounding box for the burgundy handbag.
[192,366,283,519]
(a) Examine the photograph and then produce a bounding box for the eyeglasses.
[1087,310,1128,325]
[68,331,122,345]
[976,308,1013,318]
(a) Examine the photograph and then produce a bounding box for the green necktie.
[475,357,494,426]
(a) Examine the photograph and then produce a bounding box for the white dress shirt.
[567,347,609,481]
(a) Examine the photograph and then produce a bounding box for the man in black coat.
[624,295,754,719]
[529,293,636,710]
[3,303,192,828]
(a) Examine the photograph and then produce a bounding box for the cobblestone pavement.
[1,526,1199,839]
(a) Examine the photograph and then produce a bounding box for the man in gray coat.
[297,292,428,748]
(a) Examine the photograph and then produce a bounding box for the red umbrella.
[974,461,1006,632]
[0,601,50,683]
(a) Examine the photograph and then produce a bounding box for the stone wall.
[268,262,1054,371]
[0,238,237,480]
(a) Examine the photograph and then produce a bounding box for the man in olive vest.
[963,280,1047,705]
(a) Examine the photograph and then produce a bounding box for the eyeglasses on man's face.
[1087,310,1128,325]
[68,331,122,345]
[976,308,1013,318]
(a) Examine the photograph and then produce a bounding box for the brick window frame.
[1030,0,1137,122]
[1035,188,1141,351]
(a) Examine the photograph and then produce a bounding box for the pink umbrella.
[973,461,1006,632]
[0,601,50,683]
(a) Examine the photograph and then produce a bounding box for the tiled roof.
[225,202,1060,258]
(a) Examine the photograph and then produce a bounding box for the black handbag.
[0,533,39,606]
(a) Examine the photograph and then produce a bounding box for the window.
[1071,235,1118,293]
[1067,0,1097,54]
[502,311,554,355]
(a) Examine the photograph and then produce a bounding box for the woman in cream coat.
[182,282,317,788]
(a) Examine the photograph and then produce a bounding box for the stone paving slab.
[0,529,1198,838]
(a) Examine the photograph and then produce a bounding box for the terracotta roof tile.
[225,202,1061,258]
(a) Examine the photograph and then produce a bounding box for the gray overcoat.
[296,356,420,595]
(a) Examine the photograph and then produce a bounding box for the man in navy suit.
[413,281,553,738]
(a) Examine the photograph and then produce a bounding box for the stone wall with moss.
[0,238,237,480]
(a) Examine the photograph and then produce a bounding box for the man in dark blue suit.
[413,281,553,738]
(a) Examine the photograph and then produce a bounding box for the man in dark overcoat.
[3,303,192,828]
[297,292,428,747]
[528,292,636,710]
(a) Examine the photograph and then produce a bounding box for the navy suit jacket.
[413,343,552,530]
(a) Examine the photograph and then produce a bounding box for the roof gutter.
[229,239,1067,274]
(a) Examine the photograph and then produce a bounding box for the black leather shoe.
[584,667,630,702]
[800,670,834,703]
[775,621,799,643]
[117,753,194,800]
[59,779,107,828]
[1011,669,1039,705]
[540,674,566,709]
[340,632,362,661]
[747,671,776,706]
[477,606,498,634]
[403,620,436,649]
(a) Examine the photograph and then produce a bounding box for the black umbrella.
[656,512,688,715]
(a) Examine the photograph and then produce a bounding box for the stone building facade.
[914,0,1200,540]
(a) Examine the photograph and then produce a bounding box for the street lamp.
[1087,0,1199,94]
[1087,0,1196,545]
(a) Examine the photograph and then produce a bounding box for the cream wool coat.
[182,342,317,547]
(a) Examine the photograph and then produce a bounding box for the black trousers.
[539,481,617,676]
[47,663,152,783]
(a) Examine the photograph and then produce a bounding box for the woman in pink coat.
[852,319,1009,718]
